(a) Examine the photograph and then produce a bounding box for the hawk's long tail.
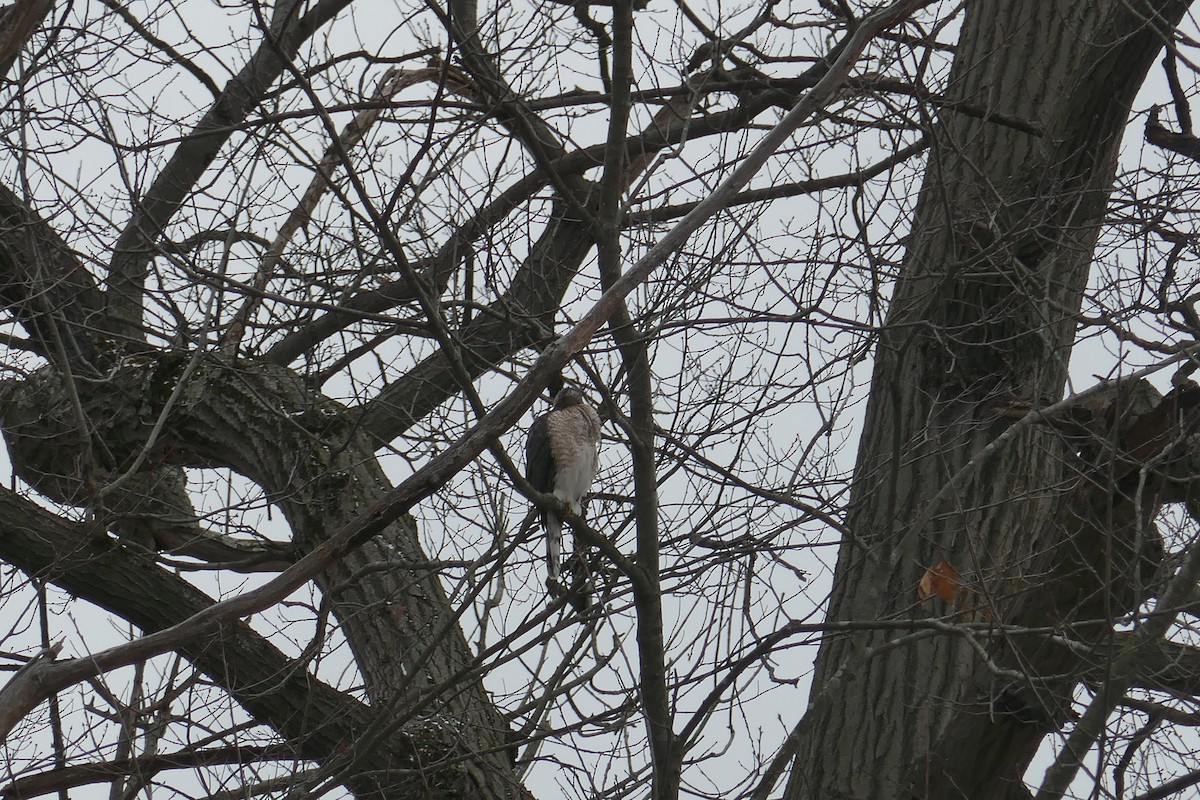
[544,512,563,588]
[544,511,592,612]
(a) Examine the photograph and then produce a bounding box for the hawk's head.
[553,387,586,409]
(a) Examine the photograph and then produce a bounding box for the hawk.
[525,387,601,600]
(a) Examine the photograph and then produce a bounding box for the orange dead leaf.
[918,559,964,605]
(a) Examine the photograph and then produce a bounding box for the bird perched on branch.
[525,387,601,604]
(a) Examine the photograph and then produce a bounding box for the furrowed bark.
[784,3,1192,798]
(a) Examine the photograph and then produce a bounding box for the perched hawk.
[525,387,601,600]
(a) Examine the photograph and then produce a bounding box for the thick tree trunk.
[0,358,529,800]
[785,3,1191,799]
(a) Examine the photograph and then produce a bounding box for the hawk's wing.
[525,412,555,494]
[527,410,563,585]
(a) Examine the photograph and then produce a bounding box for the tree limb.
[104,0,354,339]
